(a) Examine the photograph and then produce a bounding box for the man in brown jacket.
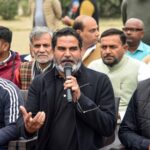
[29,0,64,31]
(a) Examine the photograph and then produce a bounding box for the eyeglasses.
[122,27,143,32]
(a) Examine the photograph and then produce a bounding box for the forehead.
[125,21,143,28]
[56,35,79,46]
[32,33,51,43]
[101,35,122,45]
[83,19,98,30]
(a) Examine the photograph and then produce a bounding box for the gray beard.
[55,62,82,74]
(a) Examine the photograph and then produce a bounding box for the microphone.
[64,63,73,102]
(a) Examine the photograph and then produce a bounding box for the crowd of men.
[0,0,150,150]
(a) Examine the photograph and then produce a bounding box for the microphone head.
[64,63,72,71]
[64,63,72,77]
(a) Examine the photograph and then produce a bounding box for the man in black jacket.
[119,79,150,150]
[18,27,116,150]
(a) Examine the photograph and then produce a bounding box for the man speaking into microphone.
[17,27,116,150]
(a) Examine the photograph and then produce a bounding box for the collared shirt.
[82,45,96,61]
[48,72,77,150]
[126,41,150,60]
[32,61,53,80]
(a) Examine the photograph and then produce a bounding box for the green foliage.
[0,0,18,20]
[19,0,29,16]
[99,0,123,18]
[61,0,72,17]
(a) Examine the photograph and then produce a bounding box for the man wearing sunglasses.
[123,18,150,61]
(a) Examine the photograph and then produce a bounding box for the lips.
[104,55,113,60]
[61,59,74,64]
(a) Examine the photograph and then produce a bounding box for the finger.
[32,111,46,125]
[66,76,72,80]
[20,106,28,117]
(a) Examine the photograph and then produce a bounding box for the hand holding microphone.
[64,63,81,102]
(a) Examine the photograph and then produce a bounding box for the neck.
[82,43,95,56]
[127,41,140,52]
[0,51,10,62]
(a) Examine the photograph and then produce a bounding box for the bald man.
[123,18,150,60]
[73,15,100,66]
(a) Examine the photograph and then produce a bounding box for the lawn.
[0,17,123,55]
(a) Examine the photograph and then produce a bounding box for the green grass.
[0,17,123,54]
[100,18,123,32]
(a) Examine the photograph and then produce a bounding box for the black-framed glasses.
[122,27,143,32]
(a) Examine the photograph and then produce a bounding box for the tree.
[0,0,18,20]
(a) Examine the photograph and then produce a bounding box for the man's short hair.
[100,28,127,45]
[29,26,53,45]
[52,27,83,49]
[0,26,12,43]
[73,20,84,31]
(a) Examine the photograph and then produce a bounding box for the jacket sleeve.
[0,123,18,145]
[0,80,24,145]
[52,0,62,19]
[119,91,150,150]
[76,74,116,137]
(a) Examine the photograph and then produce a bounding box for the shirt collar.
[0,51,11,65]
[82,45,96,61]
[136,41,145,52]
[35,61,53,73]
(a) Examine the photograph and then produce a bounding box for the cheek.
[54,52,61,60]
[47,49,53,54]
[31,50,37,56]
[116,51,123,59]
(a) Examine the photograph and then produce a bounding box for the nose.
[64,49,71,57]
[96,30,100,37]
[124,29,132,35]
[126,30,131,34]
[104,46,111,54]
[39,45,45,52]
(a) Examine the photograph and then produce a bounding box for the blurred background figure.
[62,0,99,26]
[28,0,64,31]
[121,0,150,45]
[123,18,150,61]
[70,0,80,18]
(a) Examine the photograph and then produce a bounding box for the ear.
[76,29,82,34]
[3,42,9,52]
[123,44,128,53]
[29,45,34,58]
[140,30,144,39]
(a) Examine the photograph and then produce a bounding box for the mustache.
[61,59,75,63]
[103,54,114,58]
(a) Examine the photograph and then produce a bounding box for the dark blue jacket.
[0,78,24,149]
